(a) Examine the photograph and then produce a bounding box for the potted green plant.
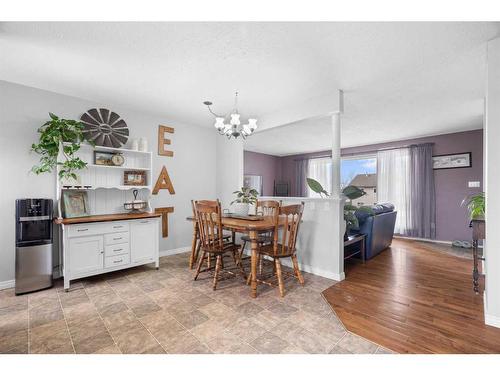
[462,192,485,220]
[31,113,89,183]
[306,177,373,240]
[342,185,373,240]
[231,186,258,215]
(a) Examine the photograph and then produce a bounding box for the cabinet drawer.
[105,242,130,257]
[104,231,130,246]
[105,253,130,269]
[68,224,102,238]
[102,222,130,233]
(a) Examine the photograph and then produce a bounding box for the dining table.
[186,214,285,298]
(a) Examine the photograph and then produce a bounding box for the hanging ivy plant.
[31,113,90,181]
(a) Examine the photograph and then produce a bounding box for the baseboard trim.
[159,246,191,257]
[0,279,15,290]
[280,258,344,281]
[394,235,484,248]
[394,235,452,245]
[485,313,500,328]
[484,292,500,328]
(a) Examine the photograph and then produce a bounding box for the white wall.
[261,197,345,280]
[484,38,500,328]
[0,80,217,286]
[215,136,244,209]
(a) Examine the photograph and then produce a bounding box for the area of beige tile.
[0,251,395,354]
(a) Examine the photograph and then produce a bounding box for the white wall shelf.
[87,164,150,171]
[57,141,154,218]
[64,142,152,155]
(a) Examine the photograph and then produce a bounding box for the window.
[307,158,332,197]
[341,155,377,206]
[306,154,378,205]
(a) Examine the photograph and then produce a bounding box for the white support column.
[331,112,341,198]
[331,110,345,280]
[485,37,500,328]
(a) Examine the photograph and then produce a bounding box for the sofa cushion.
[354,206,375,223]
[378,203,395,213]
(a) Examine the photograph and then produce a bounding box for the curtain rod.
[293,142,434,161]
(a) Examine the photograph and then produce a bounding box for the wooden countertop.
[54,212,161,225]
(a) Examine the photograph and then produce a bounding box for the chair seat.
[257,243,295,258]
[200,242,240,254]
[240,233,273,243]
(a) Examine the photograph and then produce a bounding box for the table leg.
[189,222,199,269]
[250,230,258,298]
[472,239,479,294]
[361,237,366,264]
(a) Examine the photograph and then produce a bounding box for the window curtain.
[307,157,333,197]
[377,144,436,239]
[295,159,309,197]
[408,143,436,238]
[377,148,411,234]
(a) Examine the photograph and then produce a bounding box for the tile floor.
[0,252,392,354]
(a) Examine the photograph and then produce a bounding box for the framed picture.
[124,170,147,186]
[94,151,115,166]
[433,152,472,170]
[244,175,263,195]
[62,190,90,218]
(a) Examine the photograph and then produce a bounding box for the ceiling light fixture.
[203,92,257,139]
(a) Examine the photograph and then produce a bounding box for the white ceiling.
[1,22,498,153]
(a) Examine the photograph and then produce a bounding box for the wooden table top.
[186,215,280,232]
[55,212,161,225]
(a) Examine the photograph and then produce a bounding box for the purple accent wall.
[244,129,483,242]
[243,151,282,196]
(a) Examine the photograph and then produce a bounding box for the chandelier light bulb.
[214,117,225,130]
[230,113,241,126]
[248,118,257,131]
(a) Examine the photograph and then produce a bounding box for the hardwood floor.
[322,238,500,354]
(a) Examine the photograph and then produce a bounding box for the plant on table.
[30,113,90,182]
[462,192,485,220]
[231,186,258,215]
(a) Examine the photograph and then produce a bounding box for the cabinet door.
[68,235,104,275]
[130,220,158,264]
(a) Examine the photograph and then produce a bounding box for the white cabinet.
[68,235,104,275]
[130,220,158,264]
[62,217,160,290]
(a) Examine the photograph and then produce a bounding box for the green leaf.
[342,185,366,200]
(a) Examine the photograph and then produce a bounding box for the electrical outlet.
[468,181,481,188]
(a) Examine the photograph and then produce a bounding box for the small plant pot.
[232,202,249,216]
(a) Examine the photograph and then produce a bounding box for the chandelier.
[203,92,257,139]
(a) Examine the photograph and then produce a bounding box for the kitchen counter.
[54,212,161,225]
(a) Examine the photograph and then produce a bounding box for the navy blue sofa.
[352,203,397,260]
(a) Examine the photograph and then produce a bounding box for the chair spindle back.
[272,202,305,255]
[195,200,224,252]
[257,200,281,217]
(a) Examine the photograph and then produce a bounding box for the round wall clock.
[111,153,125,166]
[80,108,129,148]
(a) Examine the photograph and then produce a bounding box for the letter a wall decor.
[153,165,175,195]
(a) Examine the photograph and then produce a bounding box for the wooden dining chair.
[189,200,231,269]
[193,200,246,290]
[238,200,281,268]
[250,202,305,297]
